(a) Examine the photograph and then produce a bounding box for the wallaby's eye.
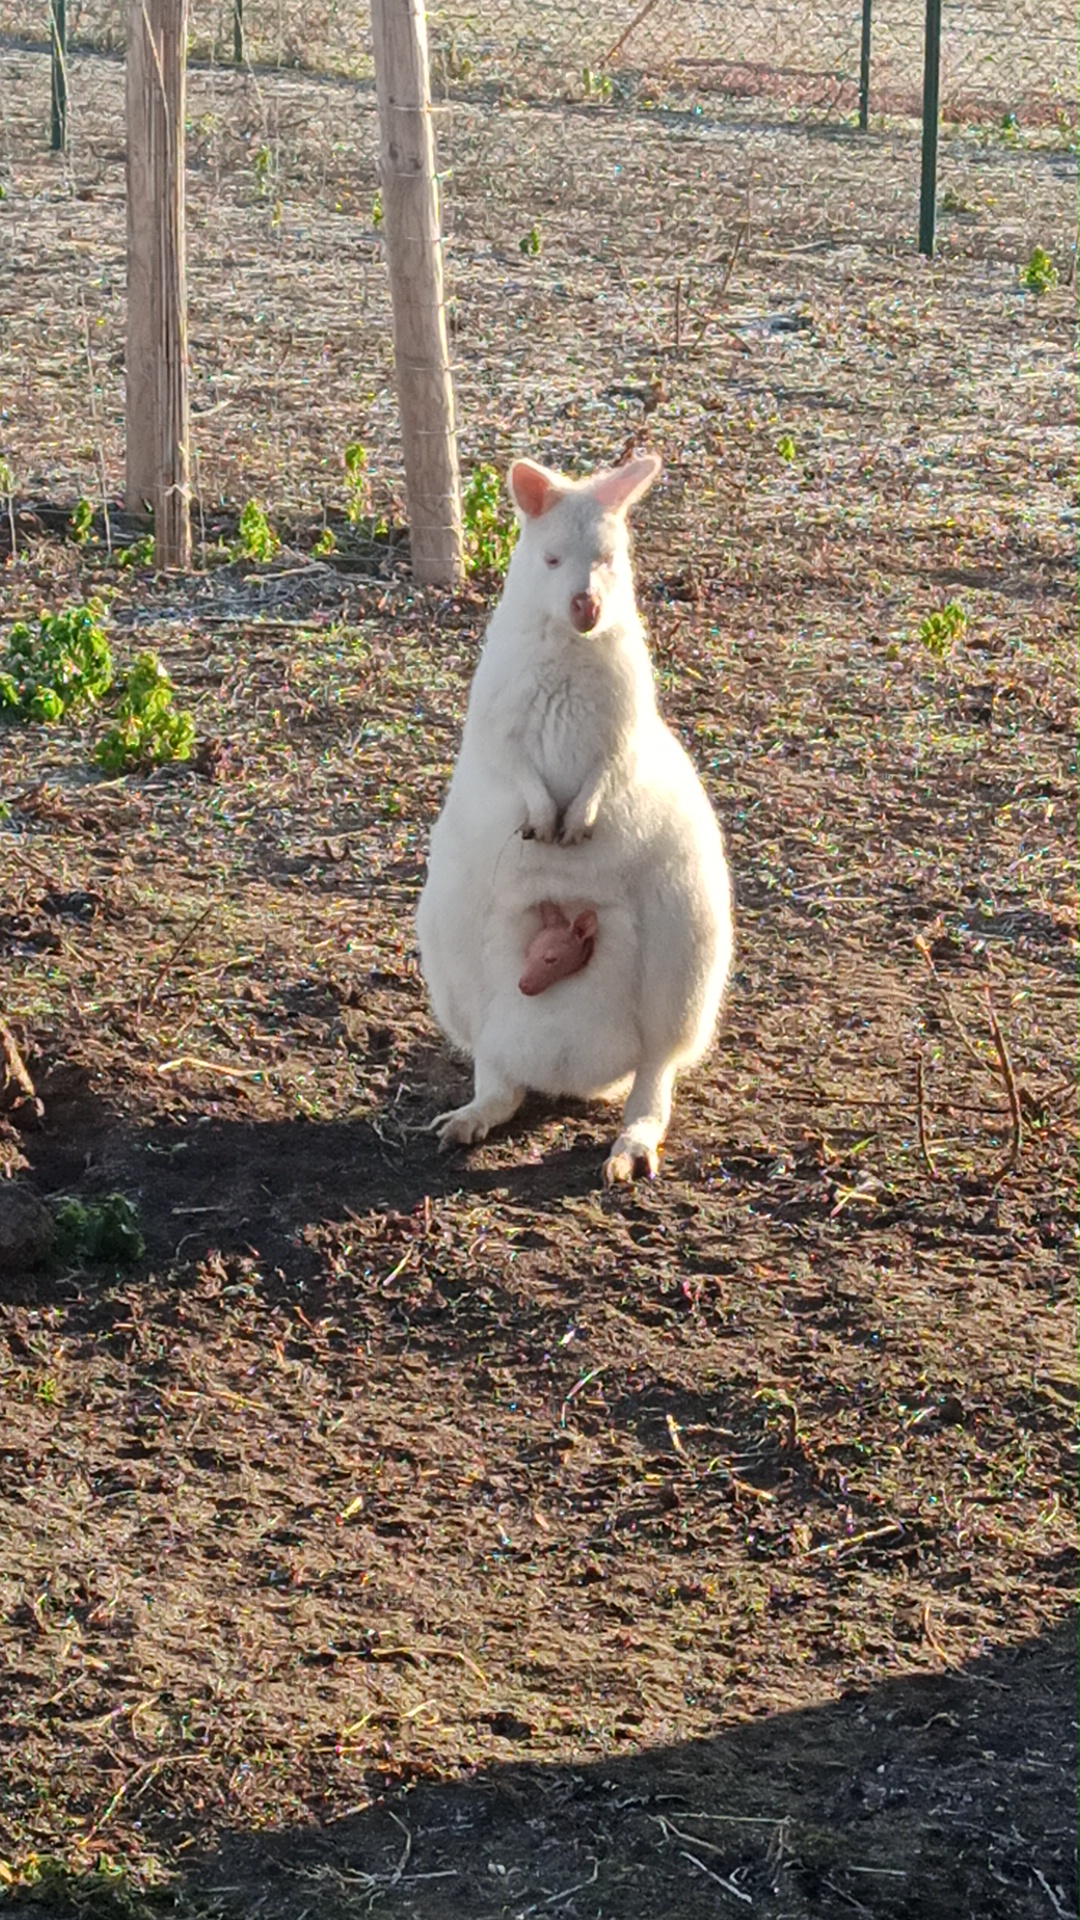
[544,554,561,569]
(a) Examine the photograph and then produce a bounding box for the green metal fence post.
[50,0,67,151]
[919,0,942,254]
[233,0,244,65]
[859,0,872,129]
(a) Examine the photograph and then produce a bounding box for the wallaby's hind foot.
[430,1071,525,1151]
[603,1137,659,1184]
[602,1059,675,1186]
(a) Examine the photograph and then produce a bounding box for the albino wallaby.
[415,452,733,1183]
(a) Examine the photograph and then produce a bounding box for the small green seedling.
[520,224,542,256]
[313,527,338,557]
[94,650,195,773]
[0,600,113,721]
[940,186,976,214]
[69,497,94,545]
[463,462,517,578]
[918,601,967,659]
[1019,247,1058,293]
[372,190,384,228]
[114,531,156,569]
[344,442,370,523]
[776,434,798,463]
[53,1193,145,1264]
[1000,111,1020,145]
[253,143,274,195]
[582,67,612,100]
[233,500,280,562]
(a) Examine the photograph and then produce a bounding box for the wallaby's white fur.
[415,453,733,1183]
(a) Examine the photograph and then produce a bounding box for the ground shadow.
[185,1614,1076,1918]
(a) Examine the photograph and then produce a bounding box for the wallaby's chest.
[515,657,621,771]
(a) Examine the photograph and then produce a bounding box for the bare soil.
[0,38,1077,1920]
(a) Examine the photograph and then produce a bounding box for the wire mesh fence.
[2,0,1077,122]
[0,0,1075,527]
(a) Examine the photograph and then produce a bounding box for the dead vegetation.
[0,28,1077,1920]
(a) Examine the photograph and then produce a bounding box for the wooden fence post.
[371,0,463,587]
[125,0,191,569]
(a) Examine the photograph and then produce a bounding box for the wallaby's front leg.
[559,760,606,846]
[431,1058,526,1151]
[518,759,560,844]
[603,1060,676,1184]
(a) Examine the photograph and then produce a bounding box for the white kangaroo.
[415,453,733,1183]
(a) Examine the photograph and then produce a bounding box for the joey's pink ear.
[573,910,599,939]
[509,459,565,520]
[590,453,662,515]
[539,900,568,928]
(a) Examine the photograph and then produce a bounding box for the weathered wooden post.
[370,0,463,587]
[125,0,191,569]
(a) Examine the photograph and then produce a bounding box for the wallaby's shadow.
[9,1032,645,1309]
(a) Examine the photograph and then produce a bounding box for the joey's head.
[506,453,662,637]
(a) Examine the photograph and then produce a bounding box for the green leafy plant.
[519,223,542,256]
[344,442,370,523]
[0,600,113,722]
[776,433,798,463]
[462,462,517,577]
[918,601,967,659]
[253,143,274,195]
[94,651,195,772]
[53,1193,145,1265]
[313,526,338,557]
[940,186,976,214]
[114,531,156,569]
[232,500,280,561]
[582,66,612,100]
[1000,111,1020,146]
[69,497,94,544]
[1019,247,1058,293]
[372,190,384,228]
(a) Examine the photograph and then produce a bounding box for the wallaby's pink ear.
[509,459,565,520]
[590,453,662,515]
[539,900,568,928]
[573,909,599,939]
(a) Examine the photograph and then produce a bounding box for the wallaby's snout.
[570,590,601,634]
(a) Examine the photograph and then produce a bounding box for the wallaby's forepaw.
[559,793,600,845]
[603,1136,660,1185]
[557,816,594,847]
[521,806,559,845]
[430,1105,490,1151]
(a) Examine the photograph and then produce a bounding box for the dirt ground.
[0,37,1077,1920]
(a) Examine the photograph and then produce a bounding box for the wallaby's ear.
[509,459,565,520]
[590,453,662,515]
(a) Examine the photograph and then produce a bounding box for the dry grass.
[0,27,1077,1920]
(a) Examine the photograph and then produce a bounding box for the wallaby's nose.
[570,591,601,634]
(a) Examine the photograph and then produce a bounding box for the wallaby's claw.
[558,820,594,847]
[430,1106,489,1150]
[521,816,559,845]
[603,1140,659,1185]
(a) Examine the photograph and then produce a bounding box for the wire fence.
[0,1,1075,524]
[2,0,1076,124]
